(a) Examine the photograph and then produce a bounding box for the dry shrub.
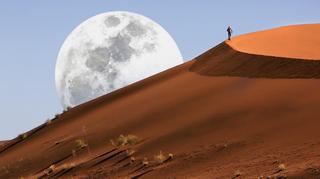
[127,134,139,145]
[18,133,27,140]
[74,139,88,149]
[113,134,139,146]
[154,150,166,163]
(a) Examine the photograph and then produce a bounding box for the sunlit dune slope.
[228,24,320,60]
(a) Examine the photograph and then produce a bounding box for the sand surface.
[227,24,320,60]
[1,24,320,179]
[0,141,7,147]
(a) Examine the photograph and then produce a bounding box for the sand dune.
[190,42,320,79]
[228,24,320,60]
[1,24,320,178]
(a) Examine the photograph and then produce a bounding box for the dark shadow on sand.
[189,42,320,79]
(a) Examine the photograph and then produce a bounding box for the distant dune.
[191,24,320,79]
[229,24,320,60]
[1,24,320,178]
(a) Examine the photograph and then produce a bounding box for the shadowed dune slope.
[1,24,320,178]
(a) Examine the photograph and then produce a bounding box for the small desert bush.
[116,134,127,146]
[154,150,166,163]
[127,134,139,145]
[18,133,27,140]
[74,139,88,149]
[112,134,139,146]
[154,151,174,163]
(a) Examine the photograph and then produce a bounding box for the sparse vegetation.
[127,134,139,145]
[74,139,88,149]
[111,134,139,147]
[18,133,27,140]
[154,150,166,163]
[154,151,174,163]
[116,134,127,146]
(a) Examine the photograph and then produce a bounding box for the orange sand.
[228,24,320,60]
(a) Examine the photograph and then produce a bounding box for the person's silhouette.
[227,26,233,40]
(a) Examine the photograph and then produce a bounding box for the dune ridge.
[228,23,320,60]
[191,24,320,78]
[1,23,320,178]
[190,42,320,78]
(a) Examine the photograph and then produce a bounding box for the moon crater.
[104,16,121,27]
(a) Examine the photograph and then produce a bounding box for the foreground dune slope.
[1,24,320,178]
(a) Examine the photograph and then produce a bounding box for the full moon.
[55,11,183,108]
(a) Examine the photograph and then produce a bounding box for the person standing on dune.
[227,26,233,40]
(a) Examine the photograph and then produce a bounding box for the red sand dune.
[228,24,320,60]
[1,24,320,179]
